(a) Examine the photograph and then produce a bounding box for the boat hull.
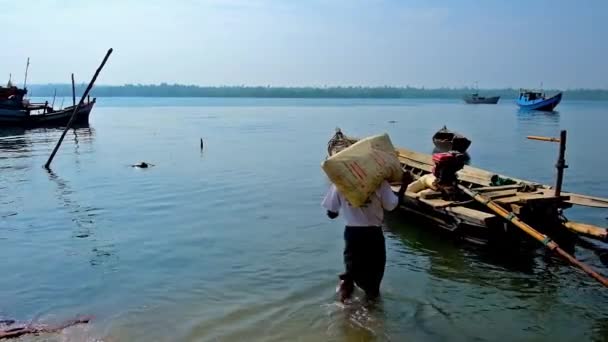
[517,92,562,111]
[463,96,500,104]
[0,99,95,127]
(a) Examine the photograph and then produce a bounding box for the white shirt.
[322,180,399,227]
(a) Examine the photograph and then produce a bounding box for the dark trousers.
[340,226,386,298]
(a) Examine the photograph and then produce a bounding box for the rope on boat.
[458,184,608,289]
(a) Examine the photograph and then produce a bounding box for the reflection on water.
[516,109,560,123]
[385,213,540,289]
[0,124,94,153]
[46,168,117,270]
[0,127,29,154]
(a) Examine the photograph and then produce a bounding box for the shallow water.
[1,98,607,341]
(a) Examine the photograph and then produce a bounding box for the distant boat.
[516,89,562,111]
[0,83,95,127]
[463,93,500,104]
[432,126,472,153]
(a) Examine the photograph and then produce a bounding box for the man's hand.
[327,210,339,219]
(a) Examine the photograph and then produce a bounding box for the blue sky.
[1,0,607,88]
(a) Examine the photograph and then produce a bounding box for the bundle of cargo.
[322,132,402,207]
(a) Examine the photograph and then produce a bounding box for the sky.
[1,0,607,89]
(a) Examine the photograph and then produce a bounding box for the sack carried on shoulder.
[322,133,402,207]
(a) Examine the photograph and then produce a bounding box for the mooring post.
[555,130,568,197]
[44,48,113,169]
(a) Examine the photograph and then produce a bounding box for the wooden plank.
[474,184,525,192]
[563,221,607,241]
[495,194,569,205]
[558,192,608,209]
[482,189,519,199]
[419,197,453,208]
[446,206,495,226]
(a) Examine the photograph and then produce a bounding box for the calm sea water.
[1,98,608,341]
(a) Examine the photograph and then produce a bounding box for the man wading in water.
[322,172,410,302]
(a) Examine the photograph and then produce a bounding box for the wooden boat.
[327,130,608,246]
[0,84,27,100]
[517,89,562,111]
[0,82,96,127]
[0,98,95,127]
[463,93,500,104]
[432,126,471,153]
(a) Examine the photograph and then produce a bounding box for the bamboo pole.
[44,48,113,169]
[458,184,608,288]
[23,57,30,89]
[71,73,76,106]
[527,135,560,143]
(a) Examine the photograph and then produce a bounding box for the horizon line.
[24,83,608,91]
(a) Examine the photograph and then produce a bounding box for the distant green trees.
[25,84,608,100]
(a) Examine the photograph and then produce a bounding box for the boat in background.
[516,89,562,111]
[463,93,500,104]
[463,82,500,104]
[432,126,472,153]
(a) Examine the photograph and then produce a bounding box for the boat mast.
[51,89,57,109]
[23,57,30,90]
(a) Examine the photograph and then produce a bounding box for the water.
[1,98,607,341]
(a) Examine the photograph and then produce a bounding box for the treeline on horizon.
[25,84,608,100]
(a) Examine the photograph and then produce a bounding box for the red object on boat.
[432,152,454,165]
[432,152,466,183]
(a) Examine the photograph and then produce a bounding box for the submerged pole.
[71,73,76,107]
[44,48,113,169]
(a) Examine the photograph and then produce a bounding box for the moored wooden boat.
[517,89,562,111]
[463,93,500,104]
[1,59,98,128]
[432,126,471,153]
[327,130,608,246]
[0,98,96,127]
[0,79,96,127]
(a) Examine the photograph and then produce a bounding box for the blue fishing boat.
[516,89,562,111]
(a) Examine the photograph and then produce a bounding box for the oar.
[457,184,608,288]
